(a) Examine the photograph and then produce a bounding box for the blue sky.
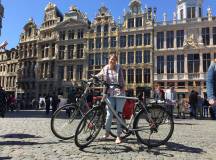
[1,0,216,49]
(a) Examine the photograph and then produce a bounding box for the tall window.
[203,53,211,72]
[187,7,195,19]
[67,45,74,59]
[136,34,142,46]
[104,24,109,32]
[59,31,65,40]
[177,55,184,73]
[136,51,142,64]
[120,36,126,47]
[58,66,64,80]
[213,27,216,45]
[67,65,73,81]
[136,17,142,27]
[136,69,142,83]
[128,35,134,47]
[77,44,83,58]
[88,54,94,66]
[68,30,74,40]
[188,54,200,73]
[59,46,65,59]
[95,53,101,66]
[157,56,164,74]
[144,68,151,83]
[128,18,134,28]
[157,32,164,49]
[111,37,116,47]
[89,39,94,50]
[102,52,108,65]
[127,69,134,84]
[176,30,184,48]
[144,33,151,46]
[103,37,108,48]
[97,25,101,33]
[202,27,210,46]
[167,55,174,73]
[128,52,134,64]
[96,38,101,48]
[144,50,150,63]
[77,29,83,39]
[120,52,126,64]
[166,31,174,48]
[76,65,83,80]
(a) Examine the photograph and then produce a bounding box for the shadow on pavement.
[0,133,42,139]
[0,157,12,160]
[3,110,52,118]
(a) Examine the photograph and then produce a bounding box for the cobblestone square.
[0,110,216,160]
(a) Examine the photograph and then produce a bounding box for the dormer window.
[187,7,195,19]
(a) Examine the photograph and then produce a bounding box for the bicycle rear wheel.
[74,106,104,148]
[134,105,174,147]
[51,104,80,140]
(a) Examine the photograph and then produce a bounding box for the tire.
[51,104,80,140]
[134,105,174,147]
[74,106,104,148]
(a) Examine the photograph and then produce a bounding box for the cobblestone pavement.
[0,110,216,160]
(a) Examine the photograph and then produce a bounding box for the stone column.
[184,53,188,79]
[64,64,67,81]
[199,52,203,79]
[210,27,213,46]
[174,54,177,79]
[174,30,177,49]
[73,65,77,81]
[164,31,167,49]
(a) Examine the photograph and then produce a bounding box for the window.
[144,50,150,63]
[104,24,109,32]
[203,53,211,72]
[128,35,134,47]
[67,65,73,81]
[136,17,142,27]
[59,31,65,40]
[199,7,202,17]
[128,18,134,28]
[111,37,116,47]
[97,25,101,33]
[58,66,64,80]
[177,55,184,73]
[128,52,134,64]
[144,68,151,83]
[95,53,101,66]
[213,27,216,45]
[51,43,55,57]
[59,46,65,59]
[157,32,164,49]
[120,52,126,64]
[188,54,200,73]
[157,56,164,74]
[120,36,126,47]
[167,55,174,73]
[176,30,184,48]
[144,33,151,46]
[136,34,142,46]
[136,69,142,83]
[76,65,83,80]
[77,29,84,39]
[136,51,142,64]
[187,7,195,19]
[67,45,74,59]
[202,27,210,46]
[102,52,108,65]
[68,30,74,40]
[166,31,174,48]
[88,54,94,66]
[128,69,134,84]
[103,37,108,48]
[96,38,101,48]
[77,44,83,58]
[89,39,94,50]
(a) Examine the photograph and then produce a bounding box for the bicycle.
[50,80,93,140]
[74,75,174,148]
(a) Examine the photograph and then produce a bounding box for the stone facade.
[1,0,216,106]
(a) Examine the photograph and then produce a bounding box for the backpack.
[123,100,135,120]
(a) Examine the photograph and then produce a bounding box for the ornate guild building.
[1,0,216,108]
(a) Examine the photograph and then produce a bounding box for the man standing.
[206,60,216,120]
[0,86,7,117]
[165,86,177,116]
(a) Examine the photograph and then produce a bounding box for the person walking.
[206,60,216,120]
[165,86,177,116]
[96,53,125,144]
[51,92,59,114]
[189,90,198,118]
[0,86,7,117]
[45,94,51,115]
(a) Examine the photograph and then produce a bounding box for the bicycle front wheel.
[134,105,174,147]
[51,104,80,140]
[74,106,104,148]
